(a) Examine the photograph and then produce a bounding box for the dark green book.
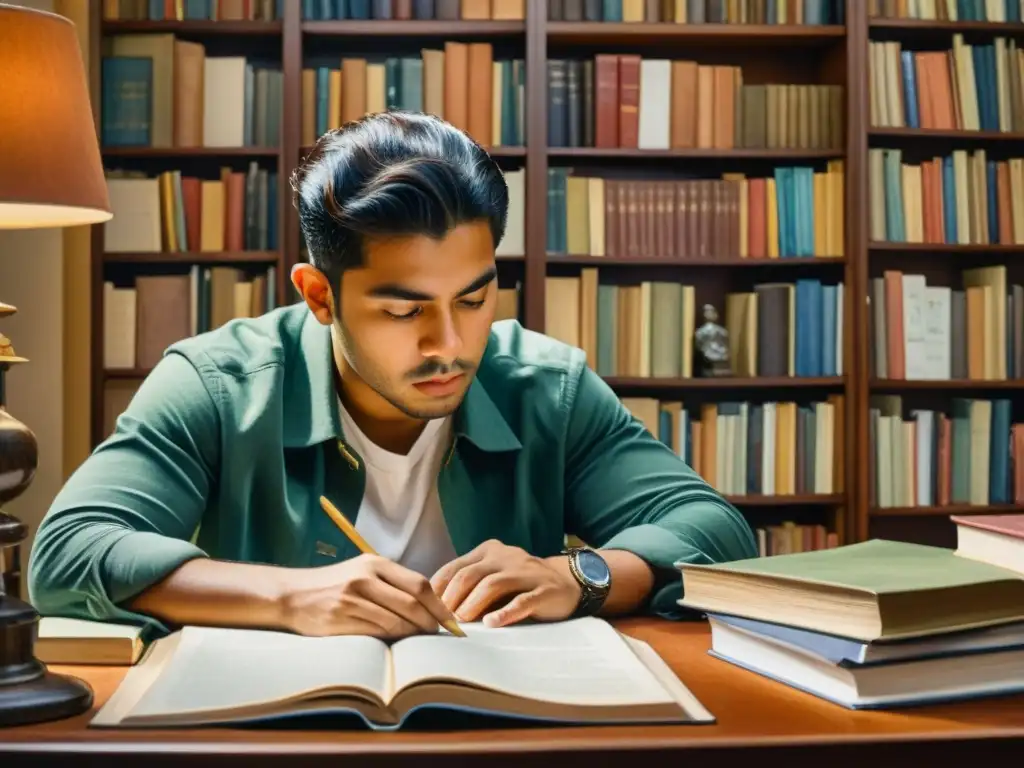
[678,539,1024,642]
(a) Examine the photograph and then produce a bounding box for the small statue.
[694,304,731,378]
[0,333,14,358]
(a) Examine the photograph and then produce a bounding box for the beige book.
[203,57,247,147]
[89,618,713,730]
[36,617,145,666]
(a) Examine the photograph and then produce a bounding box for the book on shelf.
[103,0,282,22]
[88,617,714,730]
[548,55,844,152]
[619,396,844,502]
[869,32,1024,133]
[867,268,1021,382]
[546,165,845,260]
[953,513,1024,574]
[101,34,282,149]
[103,164,278,254]
[868,395,1019,508]
[302,48,525,150]
[302,0,525,21]
[869,0,1022,21]
[545,272,844,379]
[548,0,844,24]
[869,148,1024,246]
[678,539,1024,709]
[104,264,279,370]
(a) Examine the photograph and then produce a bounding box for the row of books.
[680,531,1024,710]
[621,395,845,497]
[750,522,840,558]
[302,48,524,150]
[549,0,843,23]
[103,164,279,254]
[103,266,279,371]
[303,0,524,19]
[869,0,1024,21]
[870,36,1024,134]
[547,56,844,151]
[102,36,281,149]
[103,0,282,21]
[869,395,1020,509]
[869,148,1024,245]
[870,267,1018,382]
[547,164,845,260]
[544,273,844,379]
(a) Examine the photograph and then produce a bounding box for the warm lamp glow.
[0,3,111,229]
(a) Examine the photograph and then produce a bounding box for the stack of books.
[676,524,1024,710]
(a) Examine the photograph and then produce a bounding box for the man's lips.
[412,373,465,396]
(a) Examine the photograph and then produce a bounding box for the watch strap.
[564,547,610,618]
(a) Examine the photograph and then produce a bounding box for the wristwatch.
[562,546,612,618]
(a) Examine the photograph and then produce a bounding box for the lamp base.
[0,593,93,727]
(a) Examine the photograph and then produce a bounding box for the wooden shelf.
[871,504,1024,517]
[604,376,845,389]
[546,22,845,45]
[869,18,1024,34]
[725,494,845,506]
[869,127,1024,141]
[548,256,846,267]
[102,146,279,158]
[103,251,280,264]
[869,242,1024,253]
[547,147,843,160]
[872,379,1024,390]
[101,20,282,34]
[105,368,150,380]
[302,20,524,36]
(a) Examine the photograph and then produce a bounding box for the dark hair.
[290,111,509,288]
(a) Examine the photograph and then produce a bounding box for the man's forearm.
[127,557,293,632]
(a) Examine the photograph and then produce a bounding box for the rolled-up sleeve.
[563,367,758,617]
[28,352,217,635]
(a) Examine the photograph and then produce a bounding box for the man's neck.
[331,365,427,456]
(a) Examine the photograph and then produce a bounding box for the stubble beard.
[334,318,468,421]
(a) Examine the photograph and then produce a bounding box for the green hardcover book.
[678,539,1024,642]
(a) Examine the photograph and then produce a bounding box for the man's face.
[333,221,498,421]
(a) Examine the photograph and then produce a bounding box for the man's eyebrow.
[366,266,497,302]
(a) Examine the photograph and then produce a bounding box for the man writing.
[29,112,757,640]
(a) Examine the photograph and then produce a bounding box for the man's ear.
[291,263,335,325]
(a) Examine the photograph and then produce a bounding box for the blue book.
[101,56,152,147]
[900,50,919,128]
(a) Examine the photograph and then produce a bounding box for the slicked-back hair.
[290,111,509,292]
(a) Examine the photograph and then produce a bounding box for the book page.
[390,617,676,707]
[124,626,390,720]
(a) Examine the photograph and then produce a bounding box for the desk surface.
[3,618,1024,766]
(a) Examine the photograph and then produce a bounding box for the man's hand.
[429,540,581,628]
[280,554,458,638]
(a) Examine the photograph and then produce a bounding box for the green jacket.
[28,304,756,637]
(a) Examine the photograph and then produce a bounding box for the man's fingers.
[439,561,498,613]
[373,559,460,631]
[453,572,525,622]
[349,590,428,638]
[429,547,485,595]
[482,589,542,628]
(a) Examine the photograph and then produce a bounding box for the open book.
[91,617,713,730]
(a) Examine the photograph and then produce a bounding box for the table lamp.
[0,3,112,726]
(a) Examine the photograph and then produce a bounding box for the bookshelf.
[86,0,1024,555]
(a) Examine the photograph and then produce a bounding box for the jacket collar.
[282,311,521,454]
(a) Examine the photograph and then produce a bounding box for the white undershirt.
[338,400,458,578]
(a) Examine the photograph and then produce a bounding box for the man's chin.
[395,388,467,420]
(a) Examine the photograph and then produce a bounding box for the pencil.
[319,495,466,638]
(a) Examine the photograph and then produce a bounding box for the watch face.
[577,549,611,587]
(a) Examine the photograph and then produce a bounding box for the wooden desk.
[2,618,1023,766]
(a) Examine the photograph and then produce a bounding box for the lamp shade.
[0,3,111,229]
